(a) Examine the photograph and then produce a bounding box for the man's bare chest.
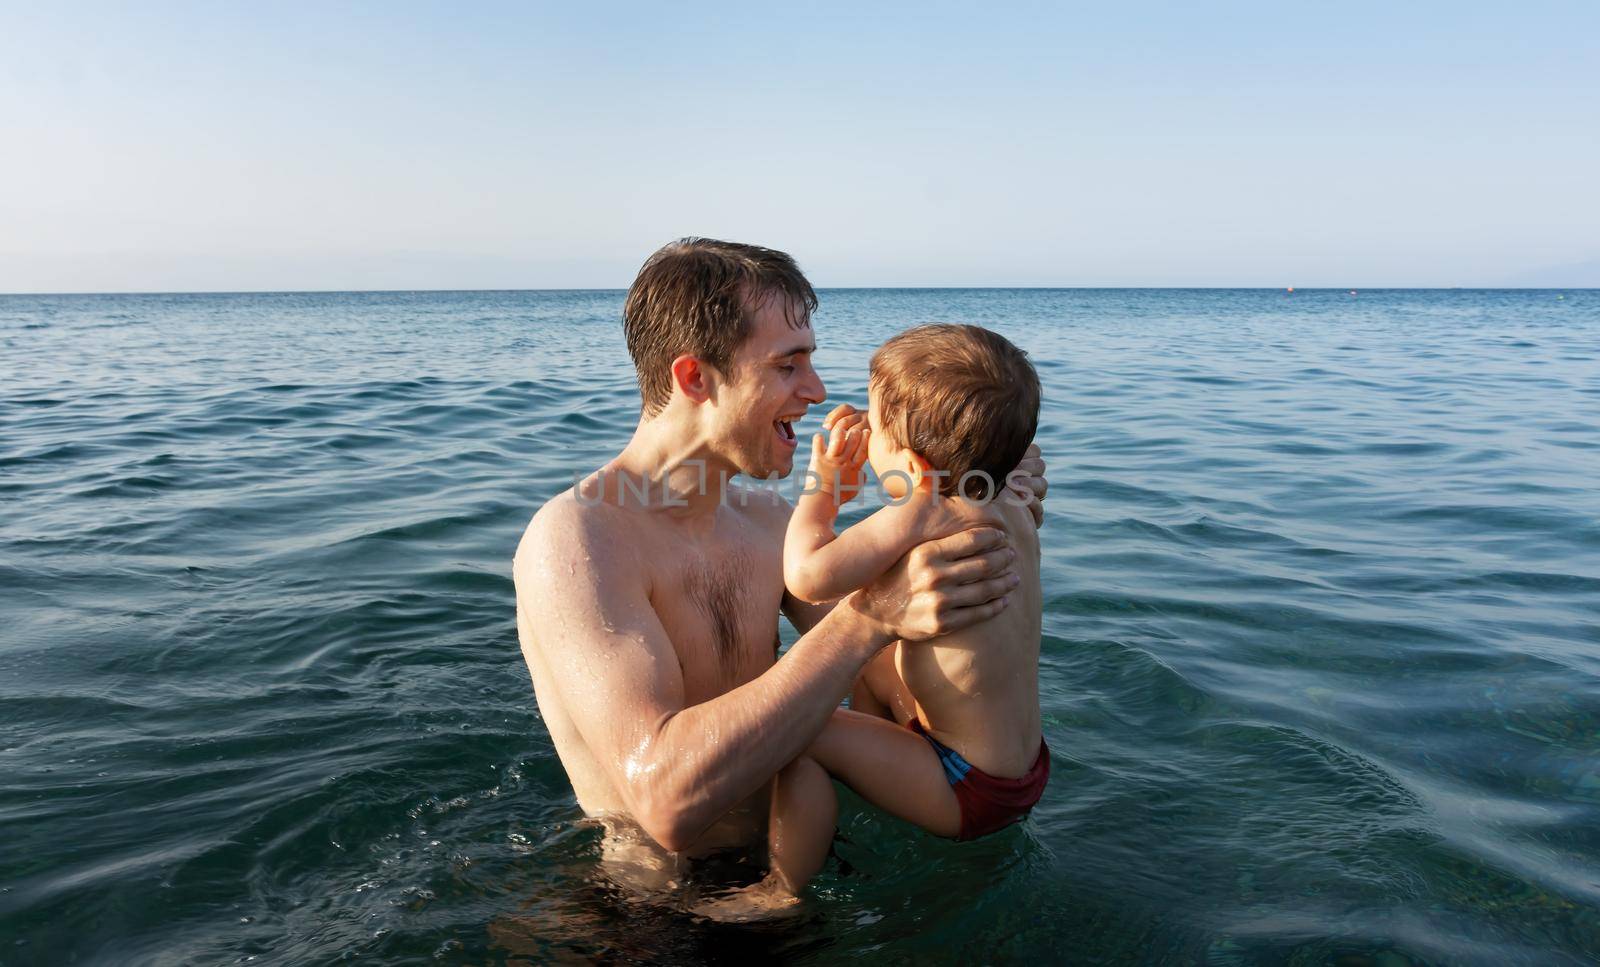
[645,530,785,703]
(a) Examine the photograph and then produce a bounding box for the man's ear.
[670,354,714,404]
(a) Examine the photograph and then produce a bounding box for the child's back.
[894,491,1041,779]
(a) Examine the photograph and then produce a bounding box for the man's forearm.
[632,601,887,850]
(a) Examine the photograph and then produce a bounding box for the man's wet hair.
[623,238,818,415]
[870,324,1041,500]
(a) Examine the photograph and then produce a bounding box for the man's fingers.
[1009,472,1046,504]
[942,572,1019,609]
[941,546,1015,585]
[1006,442,1047,528]
[940,595,1012,632]
[924,526,1009,564]
[1011,443,1045,492]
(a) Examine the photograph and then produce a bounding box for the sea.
[2,289,1597,965]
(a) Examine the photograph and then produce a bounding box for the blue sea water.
[2,288,1597,965]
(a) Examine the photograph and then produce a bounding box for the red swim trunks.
[909,719,1050,841]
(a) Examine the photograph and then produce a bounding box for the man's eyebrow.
[770,343,816,360]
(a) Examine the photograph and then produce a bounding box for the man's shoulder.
[514,489,632,578]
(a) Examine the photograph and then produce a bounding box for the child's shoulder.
[935,493,1039,554]
[871,491,1003,542]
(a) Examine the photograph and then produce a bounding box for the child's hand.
[809,407,870,506]
[820,403,860,432]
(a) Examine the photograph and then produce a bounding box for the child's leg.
[811,708,962,839]
[766,754,837,894]
[850,644,917,725]
[849,667,891,719]
[695,755,836,921]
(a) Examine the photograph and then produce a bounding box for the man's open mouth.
[774,419,797,447]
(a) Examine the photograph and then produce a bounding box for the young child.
[750,323,1047,908]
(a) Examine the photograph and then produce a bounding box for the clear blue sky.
[3,1,1596,291]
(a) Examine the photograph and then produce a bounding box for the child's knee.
[777,755,836,820]
[779,754,803,775]
[781,754,826,787]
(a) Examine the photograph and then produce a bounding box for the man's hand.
[1008,442,1048,528]
[848,526,1019,641]
[809,403,870,506]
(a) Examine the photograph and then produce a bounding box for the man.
[513,238,1044,877]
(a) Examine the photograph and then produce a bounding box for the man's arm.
[517,500,1017,852]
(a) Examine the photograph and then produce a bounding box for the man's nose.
[799,366,826,404]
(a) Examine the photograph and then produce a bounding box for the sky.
[2,1,1597,292]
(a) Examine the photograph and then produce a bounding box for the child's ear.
[904,449,932,486]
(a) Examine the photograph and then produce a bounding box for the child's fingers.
[821,403,856,430]
[839,427,863,465]
[828,422,850,459]
[849,427,871,465]
[810,432,826,468]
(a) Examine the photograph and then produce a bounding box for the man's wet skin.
[517,477,810,874]
[513,288,1035,894]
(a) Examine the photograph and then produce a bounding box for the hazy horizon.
[3,283,1597,298]
[4,2,1596,293]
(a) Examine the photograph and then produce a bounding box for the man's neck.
[596,418,733,517]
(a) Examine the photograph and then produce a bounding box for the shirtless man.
[512,238,1044,885]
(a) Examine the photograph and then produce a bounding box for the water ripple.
[3,289,1599,964]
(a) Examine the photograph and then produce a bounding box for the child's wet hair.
[869,324,1041,499]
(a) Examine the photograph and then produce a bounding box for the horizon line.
[2,285,1594,298]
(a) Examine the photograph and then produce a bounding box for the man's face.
[711,293,825,479]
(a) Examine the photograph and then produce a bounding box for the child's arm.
[784,407,922,603]
[786,495,924,604]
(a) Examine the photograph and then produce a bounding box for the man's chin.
[742,454,795,481]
